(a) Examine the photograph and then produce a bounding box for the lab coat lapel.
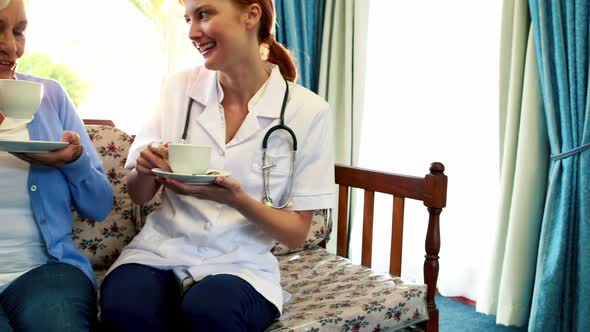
[227,67,287,147]
[186,69,226,151]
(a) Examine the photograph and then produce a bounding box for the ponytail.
[262,35,297,82]
[254,0,298,82]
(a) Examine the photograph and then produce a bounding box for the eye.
[198,10,210,20]
[14,30,25,38]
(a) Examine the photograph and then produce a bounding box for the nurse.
[0,0,113,331]
[100,0,335,331]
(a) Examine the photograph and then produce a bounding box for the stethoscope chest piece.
[260,79,297,209]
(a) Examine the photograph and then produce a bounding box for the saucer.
[152,168,231,185]
[0,140,69,153]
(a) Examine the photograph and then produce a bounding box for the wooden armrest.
[334,162,447,332]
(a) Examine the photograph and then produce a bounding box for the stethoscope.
[181,79,297,209]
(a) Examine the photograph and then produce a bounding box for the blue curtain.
[528,1,589,331]
[275,0,326,92]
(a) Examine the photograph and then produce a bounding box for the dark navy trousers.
[100,263,278,332]
[0,263,97,332]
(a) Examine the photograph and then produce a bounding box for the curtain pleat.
[318,0,369,166]
[528,0,590,330]
[476,0,549,326]
[275,0,326,92]
[316,0,369,255]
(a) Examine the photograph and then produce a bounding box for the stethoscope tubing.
[182,78,297,209]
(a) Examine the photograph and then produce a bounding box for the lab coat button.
[30,185,38,192]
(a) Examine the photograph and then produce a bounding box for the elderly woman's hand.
[11,131,82,167]
[135,142,172,177]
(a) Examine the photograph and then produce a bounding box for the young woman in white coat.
[100,0,335,331]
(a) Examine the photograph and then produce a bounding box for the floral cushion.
[72,125,137,270]
[270,209,332,255]
[267,247,429,331]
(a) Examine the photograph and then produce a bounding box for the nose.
[0,30,18,57]
[188,21,203,42]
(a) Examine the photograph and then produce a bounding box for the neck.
[218,58,269,105]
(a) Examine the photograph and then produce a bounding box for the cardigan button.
[30,185,38,192]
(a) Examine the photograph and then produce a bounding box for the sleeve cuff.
[288,192,336,211]
[59,147,93,184]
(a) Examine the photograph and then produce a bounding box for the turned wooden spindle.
[420,162,447,332]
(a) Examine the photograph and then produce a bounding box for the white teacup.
[0,79,44,119]
[167,143,211,175]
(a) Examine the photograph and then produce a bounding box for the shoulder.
[288,82,330,117]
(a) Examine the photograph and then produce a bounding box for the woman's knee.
[100,264,179,331]
[181,298,242,331]
[181,275,277,332]
[2,263,96,332]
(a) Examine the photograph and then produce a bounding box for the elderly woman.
[0,0,113,331]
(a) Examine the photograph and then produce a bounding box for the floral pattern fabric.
[268,247,429,331]
[72,125,137,269]
[271,209,332,255]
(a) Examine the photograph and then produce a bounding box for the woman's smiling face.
[0,0,27,79]
[184,0,254,71]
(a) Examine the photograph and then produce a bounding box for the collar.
[184,64,287,119]
[249,64,288,119]
[185,68,219,107]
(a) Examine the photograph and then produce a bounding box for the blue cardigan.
[15,73,113,287]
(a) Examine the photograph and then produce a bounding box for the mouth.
[0,59,16,68]
[195,41,216,56]
[0,60,16,77]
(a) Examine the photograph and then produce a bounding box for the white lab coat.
[108,64,336,314]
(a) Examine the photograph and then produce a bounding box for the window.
[23,0,200,134]
[353,0,502,300]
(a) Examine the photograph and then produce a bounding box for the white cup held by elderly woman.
[167,143,211,175]
[0,79,44,119]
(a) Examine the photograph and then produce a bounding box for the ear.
[244,3,262,30]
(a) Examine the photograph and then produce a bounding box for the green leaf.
[17,54,90,108]
[128,0,164,19]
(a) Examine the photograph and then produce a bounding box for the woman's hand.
[161,175,314,248]
[160,172,314,248]
[135,142,172,177]
[158,176,245,207]
[11,131,82,167]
